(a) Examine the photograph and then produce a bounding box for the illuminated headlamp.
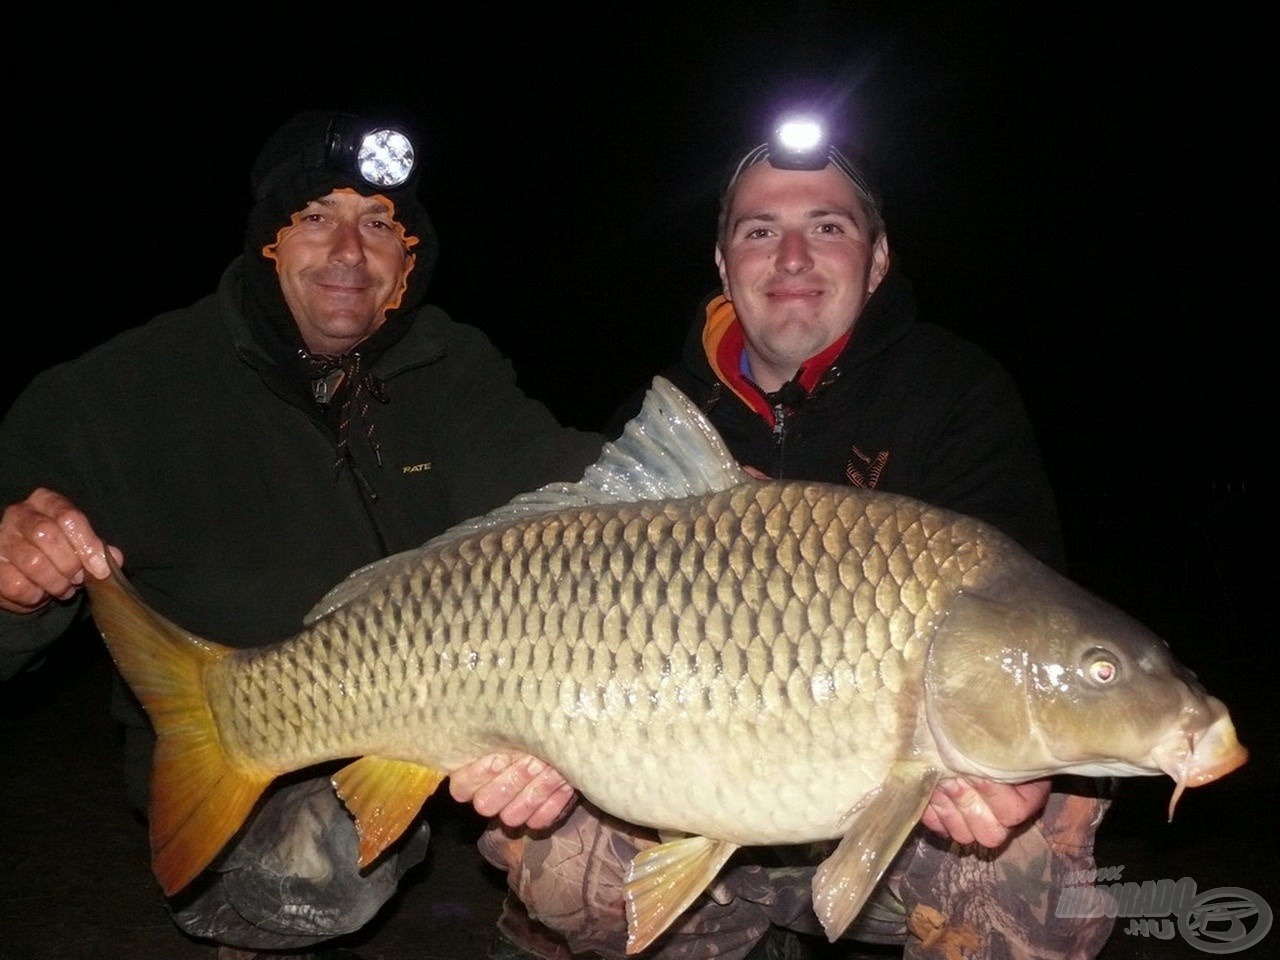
[251,112,422,204]
[727,115,872,197]
[324,116,417,189]
[767,117,829,169]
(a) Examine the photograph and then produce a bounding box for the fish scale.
[88,376,1247,954]
[207,482,977,850]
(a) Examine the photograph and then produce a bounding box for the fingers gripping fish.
[86,377,1248,955]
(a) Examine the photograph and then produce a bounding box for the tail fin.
[85,558,275,896]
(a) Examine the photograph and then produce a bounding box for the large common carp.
[86,377,1247,954]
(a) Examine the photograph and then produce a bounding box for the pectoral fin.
[812,766,939,942]
[331,756,447,868]
[624,834,740,954]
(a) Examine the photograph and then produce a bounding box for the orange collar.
[701,295,850,425]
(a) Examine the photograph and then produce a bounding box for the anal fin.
[331,756,447,868]
[624,834,740,954]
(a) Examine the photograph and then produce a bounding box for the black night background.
[3,4,1272,958]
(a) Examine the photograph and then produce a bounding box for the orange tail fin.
[85,559,275,896]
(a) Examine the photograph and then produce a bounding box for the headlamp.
[727,114,872,198]
[324,116,417,189]
[767,116,829,169]
[251,112,422,204]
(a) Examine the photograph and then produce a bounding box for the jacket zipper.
[771,401,788,474]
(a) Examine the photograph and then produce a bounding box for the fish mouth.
[1152,710,1248,820]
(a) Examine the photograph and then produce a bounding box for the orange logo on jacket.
[845,446,889,488]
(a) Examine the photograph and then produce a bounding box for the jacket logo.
[845,446,889,488]
[401,462,433,474]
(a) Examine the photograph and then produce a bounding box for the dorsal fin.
[305,377,748,623]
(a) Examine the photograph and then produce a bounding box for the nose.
[776,230,813,274]
[328,222,367,265]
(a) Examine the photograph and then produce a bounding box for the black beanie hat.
[241,109,441,358]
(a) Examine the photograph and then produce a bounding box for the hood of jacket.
[681,267,920,406]
[239,110,442,377]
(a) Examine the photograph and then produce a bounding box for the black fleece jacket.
[611,270,1065,569]
[0,257,603,682]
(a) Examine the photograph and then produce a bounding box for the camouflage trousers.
[479,777,1116,960]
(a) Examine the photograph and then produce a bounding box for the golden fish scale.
[212,482,992,843]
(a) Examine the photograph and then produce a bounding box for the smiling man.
[480,121,1115,960]
[0,108,601,960]
[266,188,421,356]
[714,160,889,393]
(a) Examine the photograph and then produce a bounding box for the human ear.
[714,246,732,299]
[867,235,891,293]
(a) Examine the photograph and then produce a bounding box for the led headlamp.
[766,117,829,169]
[727,114,872,198]
[324,115,417,189]
[251,112,420,203]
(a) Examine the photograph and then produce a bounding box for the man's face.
[265,187,416,356]
[715,163,890,391]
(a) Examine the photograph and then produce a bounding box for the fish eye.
[1085,651,1119,684]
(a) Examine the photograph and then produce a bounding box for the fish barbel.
[86,377,1247,954]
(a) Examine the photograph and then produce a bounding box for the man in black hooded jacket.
[0,108,602,960]
[476,127,1114,960]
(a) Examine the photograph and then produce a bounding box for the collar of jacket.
[694,270,917,426]
[217,257,446,413]
[700,297,849,425]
